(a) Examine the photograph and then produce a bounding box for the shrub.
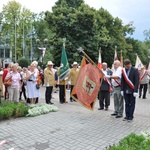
[0,107,4,120]
[107,133,150,150]
[0,101,29,121]
[15,103,28,117]
[17,57,30,68]
[3,106,14,119]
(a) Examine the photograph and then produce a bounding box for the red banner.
[72,57,103,110]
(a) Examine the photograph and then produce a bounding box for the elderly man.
[44,61,55,104]
[107,60,123,118]
[98,62,112,110]
[68,62,79,102]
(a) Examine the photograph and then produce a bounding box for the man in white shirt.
[108,60,123,118]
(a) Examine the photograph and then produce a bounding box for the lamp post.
[14,17,17,62]
[0,24,6,66]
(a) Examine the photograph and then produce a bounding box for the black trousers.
[99,91,110,108]
[20,83,27,100]
[45,86,53,104]
[70,85,74,101]
[59,85,65,103]
[139,83,148,98]
[124,93,136,120]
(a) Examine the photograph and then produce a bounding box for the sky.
[0,0,150,41]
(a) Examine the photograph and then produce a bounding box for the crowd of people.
[0,60,79,106]
[0,58,150,123]
[0,61,42,104]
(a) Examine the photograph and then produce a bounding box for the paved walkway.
[0,86,150,150]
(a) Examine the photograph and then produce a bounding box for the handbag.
[4,78,12,86]
[36,84,40,89]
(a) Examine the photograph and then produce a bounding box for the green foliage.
[17,57,30,68]
[0,101,29,121]
[3,106,14,119]
[45,0,135,67]
[0,107,4,120]
[107,133,150,150]
[1,0,149,67]
[1,0,33,60]
[125,38,149,66]
[15,102,29,117]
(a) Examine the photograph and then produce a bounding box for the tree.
[126,37,149,66]
[1,0,33,62]
[45,0,135,67]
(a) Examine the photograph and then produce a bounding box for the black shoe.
[49,102,54,105]
[143,97,147,99]
[139,96,141,98]
[70,99,73,102]
[98,108,104,110]
[111,113,117,116]
[105,108,108,111]
[115,115,123,118]
[123,117,128,121]
[127,119,133,122]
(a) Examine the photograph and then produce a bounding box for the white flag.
[135,55,144,70]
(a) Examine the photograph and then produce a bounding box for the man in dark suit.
[98,62,112,110]
[121,59,139,122]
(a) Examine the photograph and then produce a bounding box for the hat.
[72,62,78,66]
[47,61,53,65]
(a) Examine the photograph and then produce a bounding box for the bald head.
[102,62,107,70]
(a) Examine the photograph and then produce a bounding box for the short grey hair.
[102,62,107,66]
[114,60,120,64]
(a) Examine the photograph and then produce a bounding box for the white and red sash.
[140,70,146,81]
[122,68,134,89]
[104,77,113,92]
[114,79,121,86]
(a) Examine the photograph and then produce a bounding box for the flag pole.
[62,38,67,103]
[77,47,104,75]
[120,50,123,68]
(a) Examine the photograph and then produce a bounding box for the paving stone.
[0,87,150,150]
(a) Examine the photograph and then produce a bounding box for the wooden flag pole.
[77,47,104,76]
[62,38,67,103]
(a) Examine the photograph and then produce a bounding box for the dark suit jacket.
[100,69,113,91]
[121,67,139,93]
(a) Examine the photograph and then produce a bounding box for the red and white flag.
[98,50,102,69]
[112,49,118,70]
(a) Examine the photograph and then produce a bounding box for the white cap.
[72,62,78,66]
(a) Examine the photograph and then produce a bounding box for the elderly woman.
[5,64,21,102]
[26,64,39,104]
